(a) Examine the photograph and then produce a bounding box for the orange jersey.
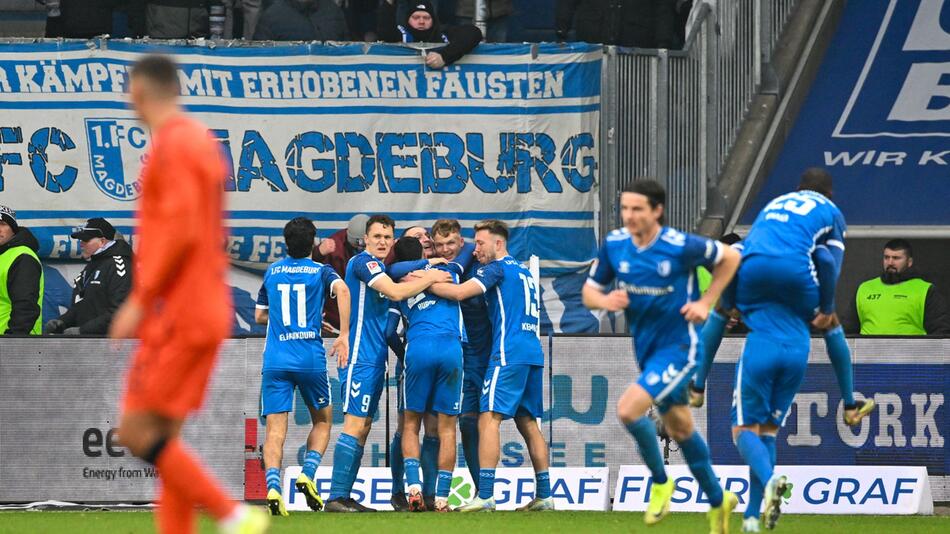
[131,114,232,345]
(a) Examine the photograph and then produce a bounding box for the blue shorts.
[340,362,385,418]
[480,363,543,419]
[461,340,490,415]
[731,332,809,427]
[401,335,464,415]
[261,370,331,417]
[637,346,696,414]
[737,255,819,324]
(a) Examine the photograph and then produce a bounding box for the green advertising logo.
[448,476,474,507]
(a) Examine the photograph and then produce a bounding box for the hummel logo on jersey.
[350,381,361,397]
[482,379,492,395]
[318,397,327,405]
[660,363,678,384]
[645,372,660,386]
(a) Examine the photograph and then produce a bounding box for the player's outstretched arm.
[429,279,484,301]
[332,280,351,368]
[371,269,452,301]
[682,245,741,323]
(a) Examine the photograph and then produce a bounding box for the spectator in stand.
[454,0,511,42]
[555,0,680,48]
[223,0,262,38]
[378,0,482,69]
[252,0,347,41]
[128,0,227,39]
[312,214,369,332]
[44,218,133,336]
[342,0,379,42]
[855,239,950,335]
[0,205,43,336]
[41,0,118,39]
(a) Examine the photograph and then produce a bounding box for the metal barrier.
[601,0,801,235]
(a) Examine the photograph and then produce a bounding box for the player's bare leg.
[434,413,459,512]
[263,412,289,516]
[295,405,331,511]
[514,415,554,511]
[617,384,672,525]
[401,411,426,511]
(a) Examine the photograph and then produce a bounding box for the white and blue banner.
[742,0,950,226]
[0,40,602,333]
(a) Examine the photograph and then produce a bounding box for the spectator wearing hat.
[44,218,133,336]
[311,214,370,331]
[0,205,44,336]
[377,0,483,69]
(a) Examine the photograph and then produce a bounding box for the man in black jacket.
[127,0,226,38]
[378,0,482,68]
[555,0,681,49]
[0,205,43,336]
[252,0,347,41]
[44,218,133,336]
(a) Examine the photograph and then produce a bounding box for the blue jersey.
[588,227,724,363]
[456,242,492,353]
[257,257,341,372]
[472,256,543,366]
[742,190,846,263]
[346,251,392,368]
[398,264,465,344]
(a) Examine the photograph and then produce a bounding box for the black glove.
[44,319,65,334]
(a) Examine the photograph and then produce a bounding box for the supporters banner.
[741,0,950,226]
[0,40,600,276]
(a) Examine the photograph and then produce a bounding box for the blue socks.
[404,457,422,490]
[624,417,668,484]
[694,310,728,389]
[736,430,773,490]
[329,433,359,501]
[266,467,281,494]
[536,471,551,499]
[744,434,778,519]
[459,415,480,483]
[421,435,440,497]
[437,470,453,499]
[478,468,495,500]
[679,432,723,508]
[302,449,322,480]
[824,326,855,406]
[390,432,404,496]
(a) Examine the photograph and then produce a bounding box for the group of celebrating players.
[108,54,874,534]
[254,214,551,516]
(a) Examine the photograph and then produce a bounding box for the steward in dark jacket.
[252,0,347,41]
[47,238,134,336]
[377,0,482,67]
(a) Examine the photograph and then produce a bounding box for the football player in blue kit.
[255,217,350,516]
[430,218,488,485]
[324,215,451,513]
[429,220,553,512]
[728,168,872,531]
[582,180,741,533]
[388,236,465,512]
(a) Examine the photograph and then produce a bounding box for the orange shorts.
[122,336,223,419]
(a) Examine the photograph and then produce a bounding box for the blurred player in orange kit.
[108,55,269,534]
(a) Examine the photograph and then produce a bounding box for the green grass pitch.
[0,510,946,534]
